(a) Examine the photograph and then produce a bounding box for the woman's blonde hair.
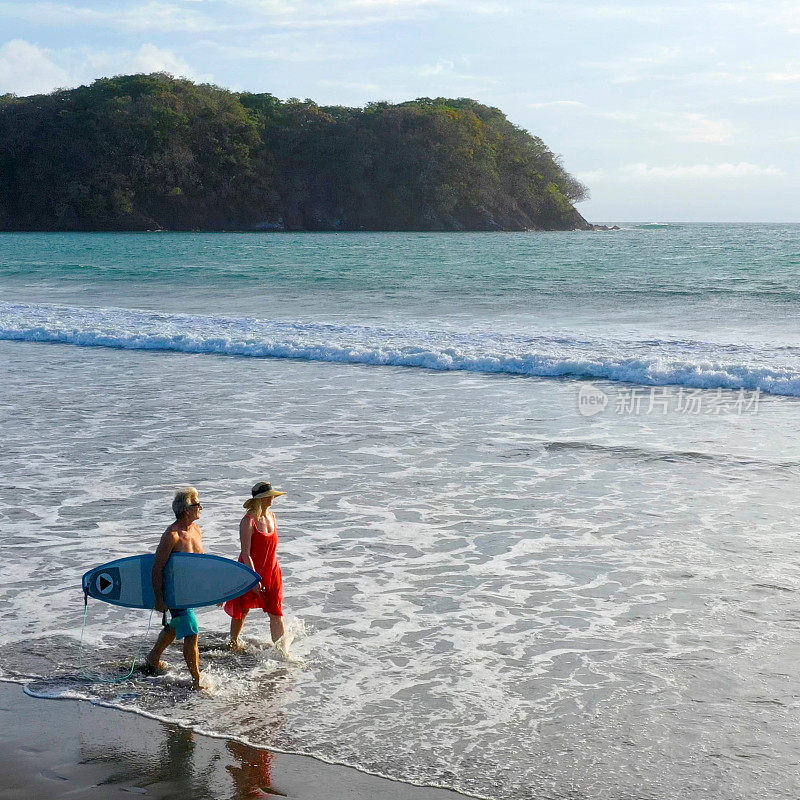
[243,496,271,517]
[172,486,199,519]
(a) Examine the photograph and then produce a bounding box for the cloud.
[545,104,735,144]
[582,45,687,84]
[129,44,195,75]
[731,93,784,104]
[0,0,511,34]
[339,0,445,8]
[0,1,236,33]
[466,1,510,12]
[540,1,691,22]
[713,1,800,34]
[658,112,734,143]
[768,0,800,33]
[0,39,70,95]
[0,39,204,95]
[768,70,800,82]
[529,100,587,109]
[417,59,454,77]
[416,59,496,84]
[263,0,510,15]
[85,44,200,80]
[198,33,375,62]
[620,162,785,180]
[687,69,749,86]
[594,109,735,143]
[576,169,605,182]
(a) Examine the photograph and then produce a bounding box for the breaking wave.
[1,301,799,396]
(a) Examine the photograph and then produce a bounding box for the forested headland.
[0,74,591,232]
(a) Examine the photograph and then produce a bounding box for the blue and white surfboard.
[82,553,260,610]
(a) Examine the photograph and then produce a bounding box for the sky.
[0,0,797,222]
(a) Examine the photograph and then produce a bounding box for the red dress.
[224,512,284,619]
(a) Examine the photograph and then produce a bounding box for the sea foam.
[1,301,798,396]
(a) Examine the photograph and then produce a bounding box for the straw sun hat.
[244,481,287,508]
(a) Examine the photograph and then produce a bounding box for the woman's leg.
[268,613,285,643]
[230,609,249,648]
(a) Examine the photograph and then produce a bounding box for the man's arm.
[152,528,178,613]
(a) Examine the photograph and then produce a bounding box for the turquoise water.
[2,226,800,393]
[1,226,800,800]
[2,228,799,323]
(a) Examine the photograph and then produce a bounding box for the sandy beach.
[0,682,467,800]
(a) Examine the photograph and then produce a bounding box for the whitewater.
[1,300,798,395]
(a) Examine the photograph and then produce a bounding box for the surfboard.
[82,553,260,610]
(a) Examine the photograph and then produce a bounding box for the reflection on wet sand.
[228,739,286,797]
[79,715,285,799]
[62,668,292,800]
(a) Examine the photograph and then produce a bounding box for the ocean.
[1,225,799,799]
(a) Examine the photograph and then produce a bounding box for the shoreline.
[0,680,473,800]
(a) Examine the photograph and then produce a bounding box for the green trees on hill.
[0,74,589,231]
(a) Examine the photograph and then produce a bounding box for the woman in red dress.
[225,481,287,649]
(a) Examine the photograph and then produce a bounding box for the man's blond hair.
[172,486,199,519]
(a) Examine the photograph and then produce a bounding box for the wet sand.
[0,682,469,800]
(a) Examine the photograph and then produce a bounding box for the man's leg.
[146,625,175,672]
[230,609,249,649]
[182,634,205,690]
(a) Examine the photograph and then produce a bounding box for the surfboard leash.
[78,590,156,684]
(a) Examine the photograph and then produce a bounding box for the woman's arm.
[239,516,256,572]
[239,516,267,593]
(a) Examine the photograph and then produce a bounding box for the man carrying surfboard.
[145,487,208,690]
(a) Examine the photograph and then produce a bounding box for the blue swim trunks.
[168,608,199,639]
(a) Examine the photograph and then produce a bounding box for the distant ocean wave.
[2,301,799,396]
[542,440,800,468]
